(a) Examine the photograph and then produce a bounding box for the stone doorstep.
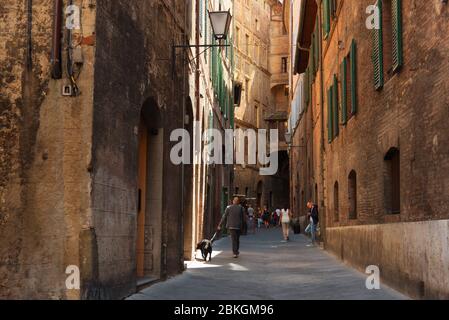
[136,276,160,291]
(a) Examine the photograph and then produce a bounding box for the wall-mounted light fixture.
[172,10,232,78]
[209,10,232,41]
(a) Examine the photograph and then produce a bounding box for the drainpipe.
[195,1,201,122]
[51,0,63,79]
[317,0,326,246]
[26,0,32,71]
[195,0,202,242]
[179,0,189,271]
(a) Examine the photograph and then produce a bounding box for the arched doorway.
[136,98,163,281]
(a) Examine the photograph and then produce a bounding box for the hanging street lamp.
[172,10,232,77]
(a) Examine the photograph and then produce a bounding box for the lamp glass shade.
[209,10,232,40]
[285,133,292,145]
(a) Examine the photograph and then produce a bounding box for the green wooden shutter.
[314,21,320,73]
[211,45,216,83]
[311,32,315,80]
[309,63,313,98]
[350,39,358,114]
[225,87,229,119]
[204,0,208,47]
[228,90,232,124]
[392,0,403,72]
[305,67,310,107]
[229,91,232,121]
[199,0,204,35]
[323,0,330,38]
[372,0,383,90]
[333,75,339,137]
[341,57,347,125]
[327,87,333,143]
[330,0,336,18]
[208,109,214,142]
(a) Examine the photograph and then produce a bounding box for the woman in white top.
[280,208,292,241]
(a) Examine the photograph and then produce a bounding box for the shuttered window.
[350,40,357,114]
[199,0,204,35]
[330,0,337,18]
[327,87,333,143]
[208,109,214,142]
[309,64,313,99]
[340,57,347,125]
[313,21,320,73]
[211,46,216,82]
[323,0,330,39]
[332,75,339,137]
[372,0,384,90]
[392,0,403,71]
[205,0,208,54]
[304,67,310,107]
[311,31,316,80]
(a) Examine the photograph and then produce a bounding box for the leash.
[210,231,219,243]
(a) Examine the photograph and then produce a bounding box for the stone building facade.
[0,0,233,299]
[287,0,449,298]
[233,0,289,211]
[190,0,235,251]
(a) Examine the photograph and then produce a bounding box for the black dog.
[196,232,218,262]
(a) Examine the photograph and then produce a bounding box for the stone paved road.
[128,228,408,300]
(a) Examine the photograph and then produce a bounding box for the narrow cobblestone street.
[129,229,407,300]
[2,0,448,302]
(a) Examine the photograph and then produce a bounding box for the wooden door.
[136,119,148,278]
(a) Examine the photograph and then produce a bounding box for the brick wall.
[323,0,449,228]
[290,0,449,298]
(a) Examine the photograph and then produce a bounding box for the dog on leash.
[196,232,218,262]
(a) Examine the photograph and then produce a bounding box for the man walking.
[218,197,244,258]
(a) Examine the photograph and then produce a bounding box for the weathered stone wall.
[1,0,191,300]
[234,0,272,129]
[0,0,95,299]
[88,0,188,299]
[233,0,289,207]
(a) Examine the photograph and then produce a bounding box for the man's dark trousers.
[229,229,241,255]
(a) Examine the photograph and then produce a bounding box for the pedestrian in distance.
[280,207,292,241]
[257,208,263,229]
[263,206,271,229]
[218,197,245,258]
[305,201,319,246]
[275,208,281,227]
[247,204,256,234]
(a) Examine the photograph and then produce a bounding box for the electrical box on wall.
[62,84,73,96]
[72,47,84,64]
